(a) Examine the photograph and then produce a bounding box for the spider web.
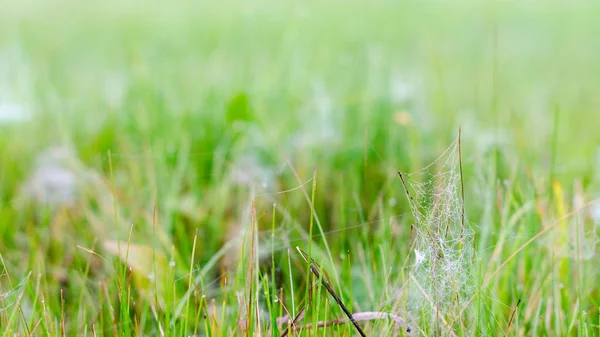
[400,138,475,335]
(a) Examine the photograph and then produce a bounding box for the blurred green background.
[0,1,599,336]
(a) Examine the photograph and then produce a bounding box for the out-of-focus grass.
[0,0,599,336]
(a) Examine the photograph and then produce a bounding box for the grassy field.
[1,1,599,336]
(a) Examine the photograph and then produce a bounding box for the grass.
[1,0,600,336]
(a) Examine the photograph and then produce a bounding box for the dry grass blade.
[296,246,367,337]
[397,172,422,223]
[503,299,521,337]
[279,306,307,337]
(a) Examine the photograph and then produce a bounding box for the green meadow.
[0,1,599,336]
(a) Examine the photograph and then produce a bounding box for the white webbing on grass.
[401,139,475,335]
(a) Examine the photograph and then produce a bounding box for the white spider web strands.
[401,139,475,335]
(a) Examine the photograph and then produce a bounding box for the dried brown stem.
[503,299,521,337]
[287,311,410,335]
[296,247,367,337]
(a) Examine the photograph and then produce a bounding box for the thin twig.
[296,247,367,337]
[398,171,441,257]
[397,172,422,223]
[279,306,307,337]
[398,171,442,258]
[503,299,521,337]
